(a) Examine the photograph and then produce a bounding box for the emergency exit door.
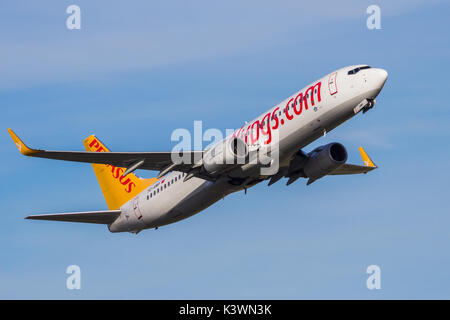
[328,72,338,95]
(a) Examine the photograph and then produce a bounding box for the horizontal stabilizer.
[26,210,121,224]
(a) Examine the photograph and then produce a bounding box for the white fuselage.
[109,65,388,233]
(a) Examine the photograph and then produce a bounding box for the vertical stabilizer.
[83,135,158,209]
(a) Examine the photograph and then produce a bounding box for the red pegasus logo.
[88,139,136,193]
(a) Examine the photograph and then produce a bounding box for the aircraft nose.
[373,68,388,88]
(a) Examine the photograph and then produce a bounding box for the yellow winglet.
[7,128,39,156]
[359,147,376,168]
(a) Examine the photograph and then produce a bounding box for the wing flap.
[26,210,121,224]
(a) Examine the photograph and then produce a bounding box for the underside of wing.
[277,145,377,186]
[26,210,121,224]
[329,163,376,175]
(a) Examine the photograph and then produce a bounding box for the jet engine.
[203,137,249,174]
[303,142,347,184]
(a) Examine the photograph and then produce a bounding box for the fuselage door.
[132,197,143,220]
[328,72,338,95]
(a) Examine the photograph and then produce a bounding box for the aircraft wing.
[329,147,377,175]
[329,163,376,175]
[26,210,121,224]
[8,129,204,175]
[278,146,377,186]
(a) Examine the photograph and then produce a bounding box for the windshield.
[348,66,371,75]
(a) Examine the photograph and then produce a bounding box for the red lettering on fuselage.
[285,98,294,121]
[260,112,272,145]
[293,92,304,115]
[250,120,260,145]
[303,82,322,110]
[232,81,322,147]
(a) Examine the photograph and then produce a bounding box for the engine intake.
[203,137,248,174]
[303,142,347,184]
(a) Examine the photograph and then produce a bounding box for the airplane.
[8,64,387,234]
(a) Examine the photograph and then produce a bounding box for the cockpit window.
[348,66,371,75]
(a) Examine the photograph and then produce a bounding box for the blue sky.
[1,0,449,299]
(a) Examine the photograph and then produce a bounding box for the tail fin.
[83,135,158,210]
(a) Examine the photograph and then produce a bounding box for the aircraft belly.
[155,180,227,227]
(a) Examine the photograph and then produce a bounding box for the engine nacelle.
[203,137,248,174]
[303,142,348,184]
